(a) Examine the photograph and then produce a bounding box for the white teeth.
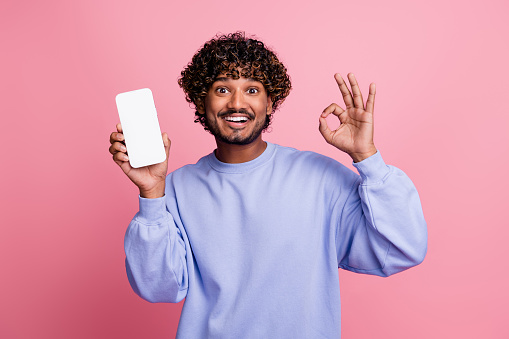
[225,117,248,122]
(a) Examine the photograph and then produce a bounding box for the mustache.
[218,109,255,119]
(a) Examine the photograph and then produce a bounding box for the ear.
[266,95,274,115]
[196,100,205,114]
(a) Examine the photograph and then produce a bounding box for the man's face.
[201,75,272,145]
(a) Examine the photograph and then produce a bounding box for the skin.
[109,72,377,198]
[109,124,170,198]
[319,73,377,163]
[199,75,273,163]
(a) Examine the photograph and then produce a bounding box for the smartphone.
[115,88,166,168]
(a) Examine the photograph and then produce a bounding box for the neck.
[214,137,267,163]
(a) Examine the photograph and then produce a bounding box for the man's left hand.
[319,73,377,163]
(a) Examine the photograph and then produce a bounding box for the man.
[109,32,427,338]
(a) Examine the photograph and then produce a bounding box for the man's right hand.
[109,123,170,198]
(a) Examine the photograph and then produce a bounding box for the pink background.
[1,0,508,338]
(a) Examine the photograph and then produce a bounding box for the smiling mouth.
[224,116,249,123]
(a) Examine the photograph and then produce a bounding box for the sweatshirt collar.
[207,141,276,173]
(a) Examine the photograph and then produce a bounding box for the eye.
[216,87,229,94]
[247,88,259,94]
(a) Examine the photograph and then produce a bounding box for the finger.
[162,132,170,148]
[162,132,171,159]
[319,104,345,144]
[318,116,333,144]
[321,103,345,119]
[113,153,133,176]
[334,74,354,109]
[366,83,376,114]
[113,150,129,163]
[109,131,124,144]
[109,141,127,155]
[110,123,124,144]
[347,73,364,109]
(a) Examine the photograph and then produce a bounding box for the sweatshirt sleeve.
[124,195,188,303]
[336,151,428,277]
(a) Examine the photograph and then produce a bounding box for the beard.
[205,110,267,145]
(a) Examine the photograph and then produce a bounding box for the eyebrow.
[214,77,259,83]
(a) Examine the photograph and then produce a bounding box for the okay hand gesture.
[319,73,377,163]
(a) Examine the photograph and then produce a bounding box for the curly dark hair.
[178,32,292,131]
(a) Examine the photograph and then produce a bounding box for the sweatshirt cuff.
[352,150,391,184]
[136,195,168,224]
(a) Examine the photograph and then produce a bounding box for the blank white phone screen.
[115,88,166,168]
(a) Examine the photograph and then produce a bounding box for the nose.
[227,89,246,111]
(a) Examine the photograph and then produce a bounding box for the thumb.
[318,116,332,143]
[162,132,171,160]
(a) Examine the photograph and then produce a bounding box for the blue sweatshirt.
[124,142,427,338]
